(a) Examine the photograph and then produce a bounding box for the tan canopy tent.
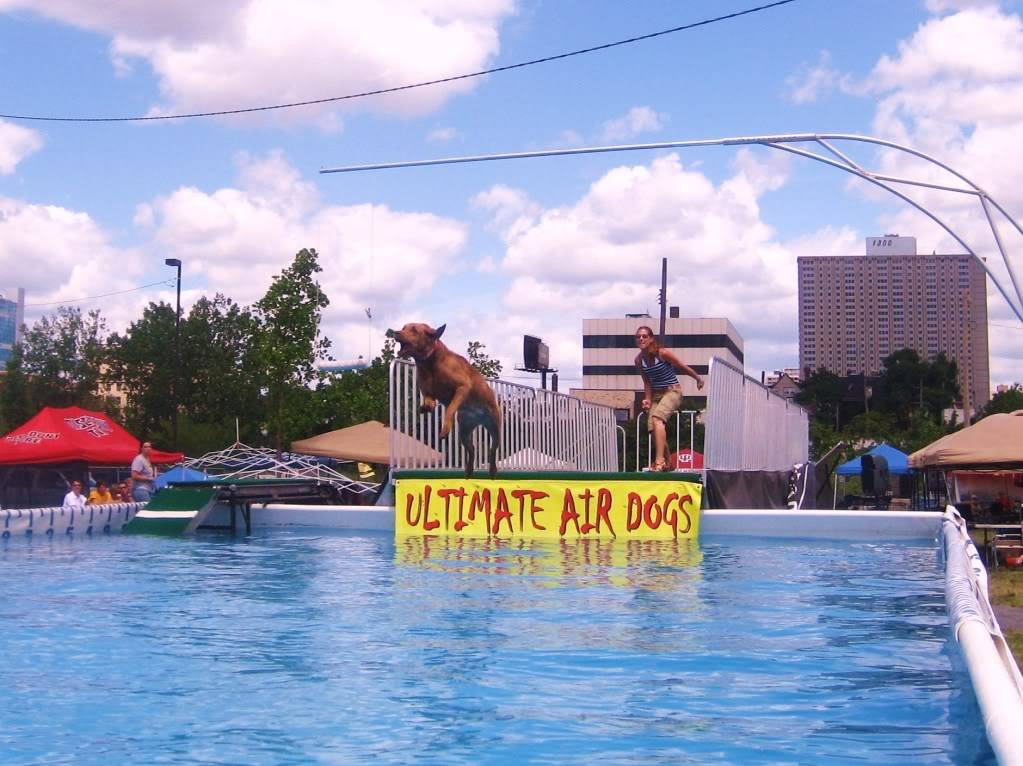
[291,420,442,465]
[909,410,1023,469]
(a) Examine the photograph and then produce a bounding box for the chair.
[987,528,1023,569]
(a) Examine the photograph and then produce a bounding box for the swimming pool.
[0,530,995,765]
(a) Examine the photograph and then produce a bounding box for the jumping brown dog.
[386,323,501,479]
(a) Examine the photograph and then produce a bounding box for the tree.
[920,352,960,423]
[106,302,177,438]
[873,348,924,428]
[314,338,396,432]
[19,307,108,409]
[466,340,503,379]
[795,368,844,428]
[254,248,331,452]
[873,348,960,427]
[0,347,33,431]
[980,383,1023,419]
[181,294,262,443]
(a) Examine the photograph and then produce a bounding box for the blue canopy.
[835,443,913,476]
[155,464,212,489]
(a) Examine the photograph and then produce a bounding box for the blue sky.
[0,0,1021,389]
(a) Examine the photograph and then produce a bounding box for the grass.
[989,569,1023,608]
[988,569,1023,666]
[964,529,1023,665]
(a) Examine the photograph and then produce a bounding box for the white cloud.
[785,50,855,104]
[925,0,1001,14]
[0,196,146,329]
[466,151,842,378]
[858,3,1023,388]
[0,0,516,126]
[426,127,462,142]
[0,120,43,174]
[600,106,666,142]
[141,151,469,361]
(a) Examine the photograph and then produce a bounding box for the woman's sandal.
[651,459,669,472]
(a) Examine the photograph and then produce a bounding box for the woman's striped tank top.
[641,353,679,389]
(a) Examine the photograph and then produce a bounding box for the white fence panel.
[704,357,809,471]
[388,360,617,472]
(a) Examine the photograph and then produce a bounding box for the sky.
[0,0,1021,391]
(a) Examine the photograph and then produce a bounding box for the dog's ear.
[433,323,446,339]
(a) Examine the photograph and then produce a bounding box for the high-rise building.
[571,313,744,420]
[0,288,25,367]
[798,235,989,409]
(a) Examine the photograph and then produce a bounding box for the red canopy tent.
[0,406,182,465]
[670,448,704,471]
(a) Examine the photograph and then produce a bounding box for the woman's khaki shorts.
[648,389,683,430]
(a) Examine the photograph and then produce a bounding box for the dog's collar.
[413,343,438,362]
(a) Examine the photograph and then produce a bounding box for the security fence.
[703,356,809,471]
[389,359,617,473]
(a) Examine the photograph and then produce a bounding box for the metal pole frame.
[322,133,1023,324]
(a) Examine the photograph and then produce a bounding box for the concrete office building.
[0,288,25,367]
[797,235,990,410]
[571,313,744,420]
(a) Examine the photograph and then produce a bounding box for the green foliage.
[981,383,1023,418]
[795,368,844,428]
[254,248,331,452]
[106,302,177,436]
[873,348,959,428]
[0,347,33,431]
[180,294,263,441]
[807,419,842,461]
[314,338,395,433]
[18,306,108,410]
[801,350,963,458]
[466,340,503,379]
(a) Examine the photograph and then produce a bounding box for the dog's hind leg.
[459,420,476,479]
[485,419,500,480]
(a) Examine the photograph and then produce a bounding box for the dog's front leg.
[440,385,470,439]
[419,395,437,414]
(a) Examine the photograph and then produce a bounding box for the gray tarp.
[291,420,442,465]
[910,410,1023,469]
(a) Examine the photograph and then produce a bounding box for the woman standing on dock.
[634,325,704,472]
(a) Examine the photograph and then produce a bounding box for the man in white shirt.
[62,480,87,511]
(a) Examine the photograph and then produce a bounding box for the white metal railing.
[703,357,809,471]
[388,359,617,472]
[634,410,699,472]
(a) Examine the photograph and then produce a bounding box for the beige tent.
[291,420,442,464]
[909,410,1023,469]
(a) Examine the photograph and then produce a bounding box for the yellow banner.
[395,477,701,540]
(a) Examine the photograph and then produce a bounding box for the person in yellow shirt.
[87,480,113,505]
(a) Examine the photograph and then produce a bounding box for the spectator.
[62,480,87,512]
[110,486,123,502]
[131,441,157,502]
[87,480,113,505]
[121,479,133,502]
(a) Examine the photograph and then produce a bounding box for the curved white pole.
[321,133,1023,324]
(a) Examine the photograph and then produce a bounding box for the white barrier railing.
[703,357,809,471]
[389,359,617,472]
[634,410,699,472]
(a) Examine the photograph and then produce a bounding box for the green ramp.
[122,487,220,536]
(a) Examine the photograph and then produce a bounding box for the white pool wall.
[253,504,944,540]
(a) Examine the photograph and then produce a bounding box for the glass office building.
[0,288,25,366]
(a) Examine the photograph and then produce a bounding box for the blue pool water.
[0,530,995,765]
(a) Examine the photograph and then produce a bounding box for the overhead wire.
[25,279,176,308]
[0,0,798,123]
